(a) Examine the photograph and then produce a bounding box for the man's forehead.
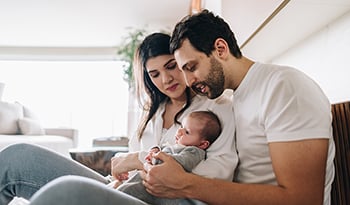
[174,39,195,68]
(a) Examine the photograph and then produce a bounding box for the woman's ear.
[214,38,229,59]
[198,140,210,150]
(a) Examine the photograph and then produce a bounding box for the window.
[0,60,129,147]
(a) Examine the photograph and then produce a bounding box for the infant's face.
[175,116,203,146]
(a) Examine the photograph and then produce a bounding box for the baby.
[117,110,222,205]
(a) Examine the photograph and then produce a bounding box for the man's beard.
[192,57,225,99]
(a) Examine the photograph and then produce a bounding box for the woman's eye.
[149,72,159,78]
[167,62,177,70]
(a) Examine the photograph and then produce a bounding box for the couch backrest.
[331,101,350,205]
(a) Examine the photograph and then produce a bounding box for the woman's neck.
[162,93,189,129]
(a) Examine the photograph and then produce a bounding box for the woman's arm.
[141,139,328,205]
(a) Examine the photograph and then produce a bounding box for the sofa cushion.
[0,101,23,134]
[0,135,74,157]
[17,102,40,120]
[18,117,45,135]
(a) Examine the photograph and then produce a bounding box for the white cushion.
[0,101,23,134]
[18,117,45,135]
[17,102,40,120]
[0,135,74,157]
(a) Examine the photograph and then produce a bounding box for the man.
[141,9,335,205]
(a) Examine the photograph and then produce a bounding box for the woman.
[111,33,237,184]
[0,33,236,205]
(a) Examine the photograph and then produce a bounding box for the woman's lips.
[167,84,178,91]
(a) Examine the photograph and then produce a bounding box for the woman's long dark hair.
[133,33,192,140]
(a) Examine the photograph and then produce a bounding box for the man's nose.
[183,73,195,87]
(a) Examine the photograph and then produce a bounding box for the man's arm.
[141,139,328,205]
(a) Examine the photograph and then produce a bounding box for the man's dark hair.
[170,9,242,58]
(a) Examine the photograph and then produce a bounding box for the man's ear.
[198,140,210,150]
[214,38,229,59]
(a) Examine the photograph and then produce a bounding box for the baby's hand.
[145,147,160,163]
[116,172,129,181]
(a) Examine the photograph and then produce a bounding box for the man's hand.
[140,151,189,198]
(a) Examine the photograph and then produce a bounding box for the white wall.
[0,60,129,148]
[0,82,4,100]
[271,11,350,104]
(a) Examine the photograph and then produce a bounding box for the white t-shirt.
[233,62,335,205]
[129,91,237,181]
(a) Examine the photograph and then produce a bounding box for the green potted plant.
[116,28,147,89]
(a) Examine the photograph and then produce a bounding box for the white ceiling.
[0,0,190,47]
[0,0,349,62]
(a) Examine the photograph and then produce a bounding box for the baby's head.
[175,110,222,150]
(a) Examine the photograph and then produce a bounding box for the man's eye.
[188,66,196,72]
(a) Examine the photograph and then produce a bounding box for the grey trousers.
[29,175,148,205]
[118,173,207,205]
[0,143,144,205]
[0,143,204,205]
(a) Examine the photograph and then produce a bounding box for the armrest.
[44,128,79,147]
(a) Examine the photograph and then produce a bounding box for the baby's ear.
[198,140,210,150]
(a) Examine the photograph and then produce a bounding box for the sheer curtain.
[0,60,129,147]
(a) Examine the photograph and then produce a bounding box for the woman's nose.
[162,73,173,84]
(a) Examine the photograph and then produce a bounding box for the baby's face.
[175,116,203,146]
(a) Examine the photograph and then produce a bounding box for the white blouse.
[129,90,237,181]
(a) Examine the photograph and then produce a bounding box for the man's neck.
[225,56,254,90]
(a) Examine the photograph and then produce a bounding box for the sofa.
[0,99,78,157]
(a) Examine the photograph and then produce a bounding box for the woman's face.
[146,54,187,100]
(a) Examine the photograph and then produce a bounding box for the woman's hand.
[140,151,189,198]
[106,179,123,189]
[111,152,143,179]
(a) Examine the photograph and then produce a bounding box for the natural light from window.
[0,60,129,147]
